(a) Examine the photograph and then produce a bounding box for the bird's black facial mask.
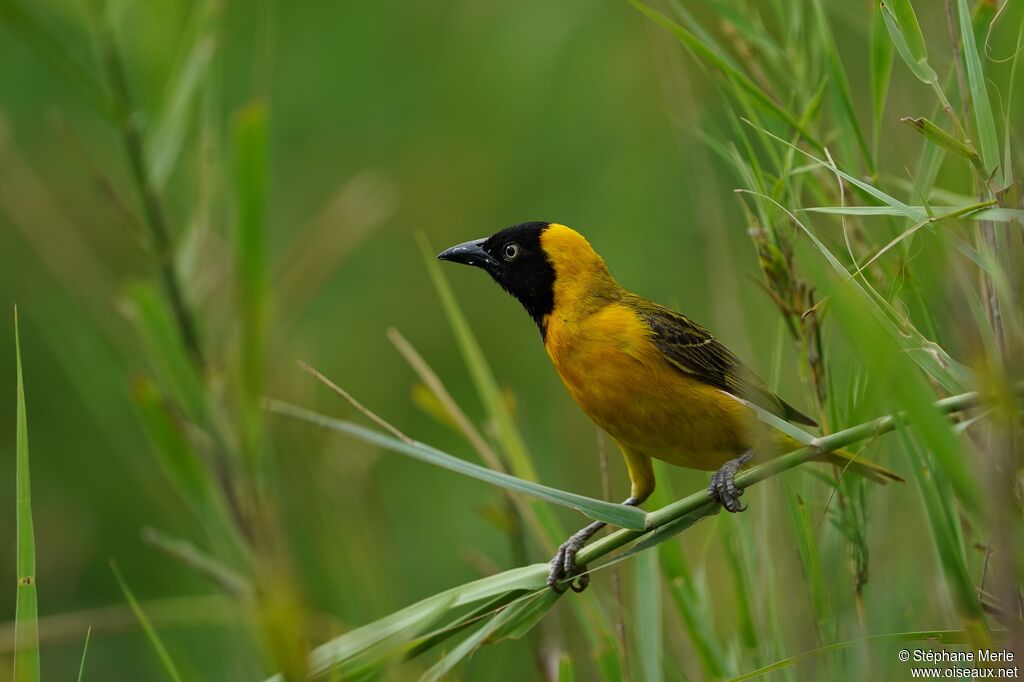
[438,221,556,335]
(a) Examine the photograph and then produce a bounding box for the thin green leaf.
[630,0,824,152]
[880,0,937,83]
[650,462,728,679]
[110,562,185,682]
[901,116,985,172]
[781,484,829,640]
[811,0,872,170]
[557,655,575,682]
[421,596,537,682]
[302,566,546,677]
[870,3,895,159]
[633,550,663,682]
[132,379,217,520]
[267,400,648,530]
[141,527,252,598]
[13,307,40,682]
[147,33,217,189]
[76,625,92,682]
[234,102,269,468]
[847,200,996,278]
[956,0,1000,185]
[805,205,1021,222]
[124,283,209,426]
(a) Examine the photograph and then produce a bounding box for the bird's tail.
[776,434,904,484]
[813,448,904,484]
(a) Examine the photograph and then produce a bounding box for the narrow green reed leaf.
[901,117,985,173]
[422,592,557,681]
[421,599,527,682]
[630,0,825,152]
[267,400,648,530]
[13,307,40,682]
[110,562,185,682]
[805,205,1022,223]
[125,283,209,426]
[634,549,663,682]
[956,0,1000,186]
[76,625,92,682]
[810,0,872,171]
[650,461,729,680]
[234,102,269,469]
[147,32,217,189]
[297,565,546,678]
[880,0,936,84]
[557,655,576,682]
[870,3,895,159]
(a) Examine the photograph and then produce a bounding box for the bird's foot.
[547,532,593,594]
[707,449,756,513]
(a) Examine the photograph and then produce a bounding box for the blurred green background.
[0,0,1021,680]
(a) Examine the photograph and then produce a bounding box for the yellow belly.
[545,304,765,471]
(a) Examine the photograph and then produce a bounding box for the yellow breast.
[544,302,762,471]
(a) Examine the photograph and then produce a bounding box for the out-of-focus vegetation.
[1,0,1022,680]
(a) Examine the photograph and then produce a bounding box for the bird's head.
[438,222,610,335]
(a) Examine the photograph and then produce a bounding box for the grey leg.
[548,496,642,593]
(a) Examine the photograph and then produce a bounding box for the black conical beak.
[437,238,496,269]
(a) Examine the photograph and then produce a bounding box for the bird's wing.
[634,301,817,426]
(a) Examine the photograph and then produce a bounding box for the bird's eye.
[502,243,521,262]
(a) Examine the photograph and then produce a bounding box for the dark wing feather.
[634,300,817,426]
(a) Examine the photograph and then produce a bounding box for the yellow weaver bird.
[439,222,901,592]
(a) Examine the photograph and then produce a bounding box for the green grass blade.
[633,549,663,682]
[870,3,895,161]
[132,378,218,520]
[810,0,872,171]
[13,307,40,682]
[630,0,824,152]
[234,102,270,470]
[880,0,937,84]
[901,116,985,172]
[110,562,185,682]
[422,591,557,682]
[805,205,1021,222]
[557,655,575,682]
[302,565,546,677]
[147,11,218,189]
[650,462,728,679]
[267,400,648,530]
[421,597,534,682]
[125,283,209,426]
[76,625,92,682]
[781,482,829,642]
[956,0,1000,186]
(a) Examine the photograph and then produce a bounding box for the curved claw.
[547,535,590,593]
